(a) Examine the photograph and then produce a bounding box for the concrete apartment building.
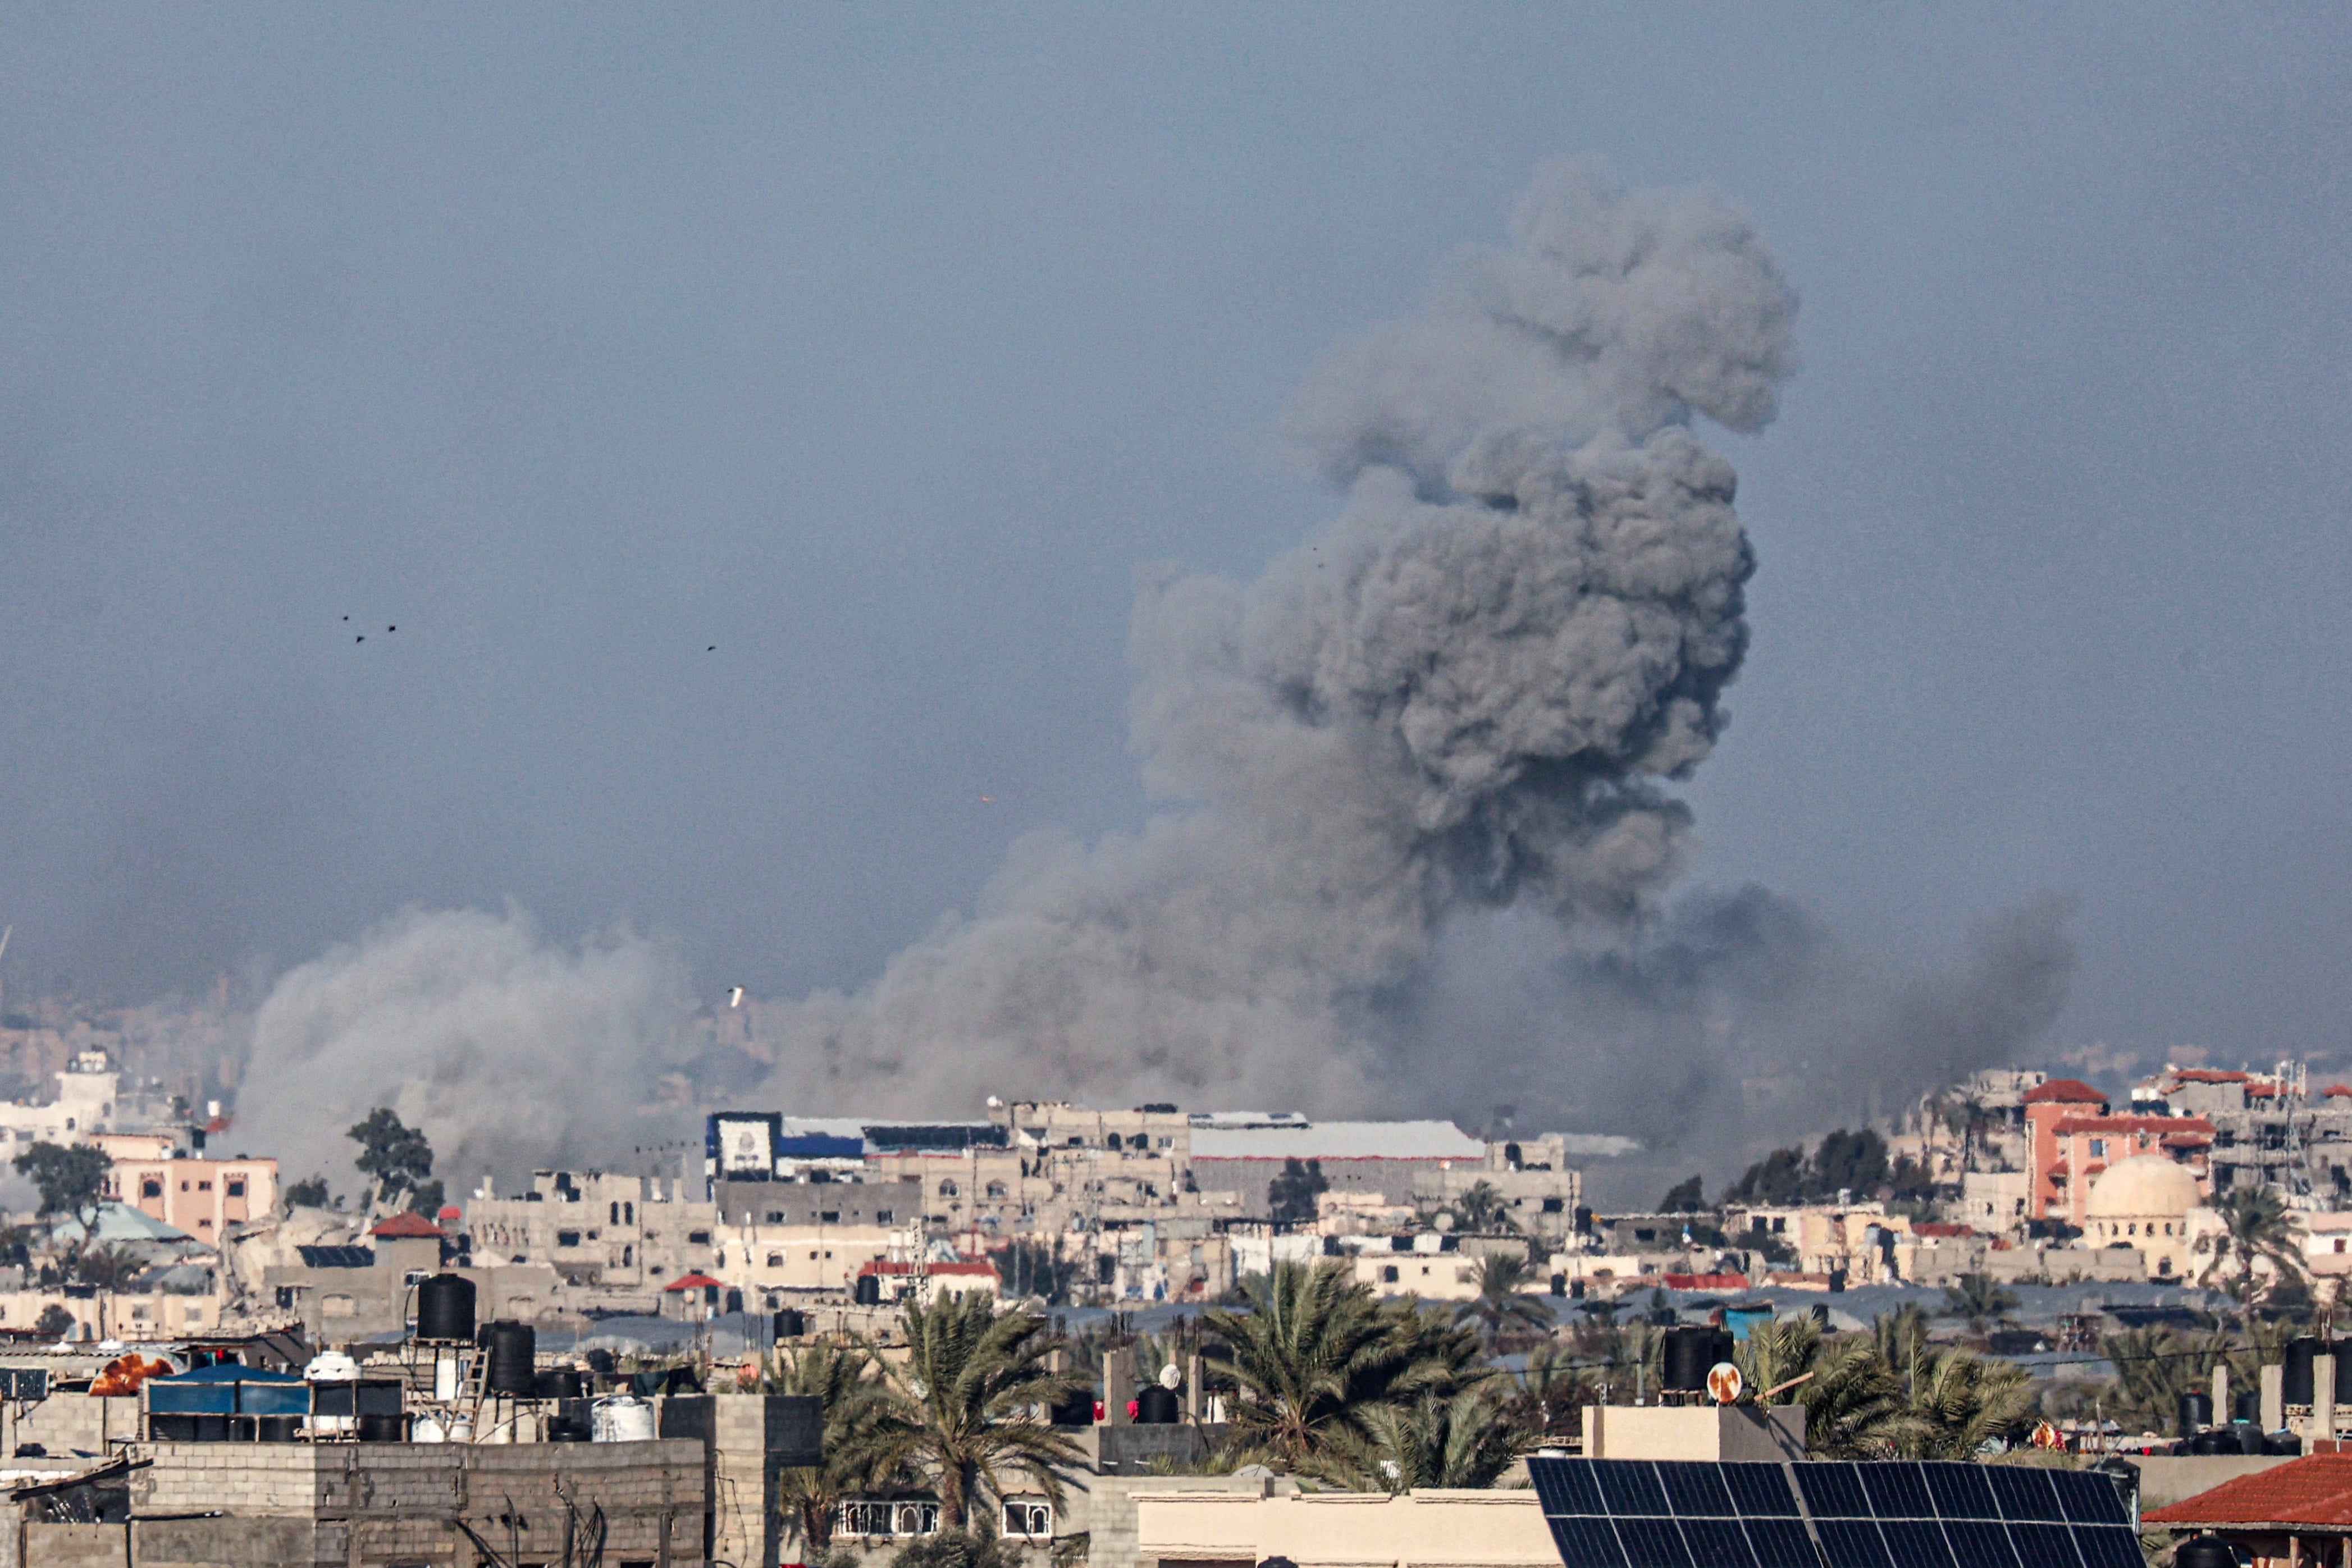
[464,1170,717,1299]
[2148,1064,2352,1201]
[95,1132,277,1242]
[0,1051,120,1153]
[699,1102,1582,1303]
[262,1214,561,1343]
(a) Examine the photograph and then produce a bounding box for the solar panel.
[1528,1453,2137,1568]
[1660,1463,1740,1518]
[1550,1516,1631,1568]
[1679,1517,1760,1568]
[1877,1519,1957,1568]
[2009,1523,2086,1568]
[1745,1519,1821,1568]
[2069,1526,2145,1568]
[1796,1464,1872,1520]
[1599,1461,1672,1517]
[1860,1466,1935,1521]
[1814,1520,1894,1568]
[1987,1468,2068,1524]
[1922,1464,2000,1521]
[1615,1514,1695,1568]
[2048,1472,2131,1528]
[1726,1464,1805,1519]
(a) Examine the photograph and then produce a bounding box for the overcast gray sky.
[4,6,2349,1085]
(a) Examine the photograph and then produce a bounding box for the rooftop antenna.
[0,925,12,1018]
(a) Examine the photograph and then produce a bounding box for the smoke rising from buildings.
[756,156,1807,1114]
[235,908,689,1199]
[227,157,2076,1195]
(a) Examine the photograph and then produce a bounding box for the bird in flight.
[706,645,716,652]
[355,635,364,643]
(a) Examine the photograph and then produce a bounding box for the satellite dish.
[908,1377,929,1400]
[1158,1363,1182,1391]
[1707,1362,1743,1406]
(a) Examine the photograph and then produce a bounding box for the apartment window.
[622,1246,633,1267]
[624,1203,634,1224]
[1382,1265,1399,1283]
[768,1252,784,1268]
[141,1179,163,1199]
[197,1180,212,1192]
[820,1212,839,1224]
[938,1181,960,1199]
[875,1210,893,1224]
[611,1202,622,1224]
[180,1181,190,1192]
[985,1182,1008,1200]
[226,1178,245,1198]
[1542,1197,1563,1213]
[557,1231,582,1248]
[688,1231,711,1245]
[1003,1501,1052,1538]
[765,1211,786,1224]
[2090,1139,2106,1158]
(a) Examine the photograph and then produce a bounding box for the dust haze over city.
[4,10,2351,1210]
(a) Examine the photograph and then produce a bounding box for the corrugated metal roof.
[1188,1121,1483,1161]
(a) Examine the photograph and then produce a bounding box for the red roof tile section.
[2025,1079,2108,1105]
[663,1272,725,1291]
[2052,1116,2215,1136]
[2170,1069,2251,1084]
[2327,1086,2352,1099]
[2146,1454,2352,1528]
[369,1212,445,1239]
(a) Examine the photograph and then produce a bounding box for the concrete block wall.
[123,1440,707,1568]
[1063,1472,1274,1568]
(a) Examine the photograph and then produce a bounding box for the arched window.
[985,1181,1008,1200]
[939,1180,960,1199]
[1106,1133,1122,1151]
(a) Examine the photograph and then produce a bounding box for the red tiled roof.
[663,1272,725,1291]
[2170,1069,2251,1084]
[1915,1222,1975,1238]
[2162,1131,2216,1148]
[1662,1273,1751,1291]
[2025,1078,2108,1105]
[2324,1086,2352,1099]
[2248,1083,2281,1098]
[2052,1114,2209,1136]
[858,1259,997,1277]
[2146,1453,2352,1528]
[369,1212,444,1239]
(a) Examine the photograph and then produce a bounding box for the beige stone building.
[464,1169,716,1299]
[1135,1487,1556,1568]
[95,1133,276,1244]
[2082,1154,2205,1281]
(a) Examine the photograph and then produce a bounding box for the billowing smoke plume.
[236,908,689,1199]
[762,156,1803,1113]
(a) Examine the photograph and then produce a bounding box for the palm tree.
[1454,1253,1551,1344]
[1500,1340,1591,1447]
[874,1291,1086,1529]
[1939,1274,2020,1331]
[1736,1317,1921,1459]
[1309,1389,1526,1493]
[1903,1348,2034,1458]
[2200,1186,2305,1306]
[761,1340,903,1557]
[1207,1260,1488,1469]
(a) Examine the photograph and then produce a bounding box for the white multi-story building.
[0,1051,118,1154]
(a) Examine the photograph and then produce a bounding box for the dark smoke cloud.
[754,156,1802,1113]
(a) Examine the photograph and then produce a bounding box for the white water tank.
[413,1416,447,1443]
[592,1396,656,1443]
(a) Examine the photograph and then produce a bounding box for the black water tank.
[356,1412,407,1442]
[2175,1537,2240,1568]
[1663,1325,1733,1393]
[481,1320,536,1396]
[775,1308,807,1340]
[2287,1337,2321,1405]
[854,1274,882,1306]
[417,1273,477,1343]
[2235,1389,2262,1425]
[1136,1385,1179,1425]
[585,1348,616,1378]
[2186,1428,2232,1455]
[2234,1423,2269,1456]
[1550,1274,1567,1297]
[2179,1390,2213,1433]
[535,1367,584,1400]
[1049,1392,1095,1427]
